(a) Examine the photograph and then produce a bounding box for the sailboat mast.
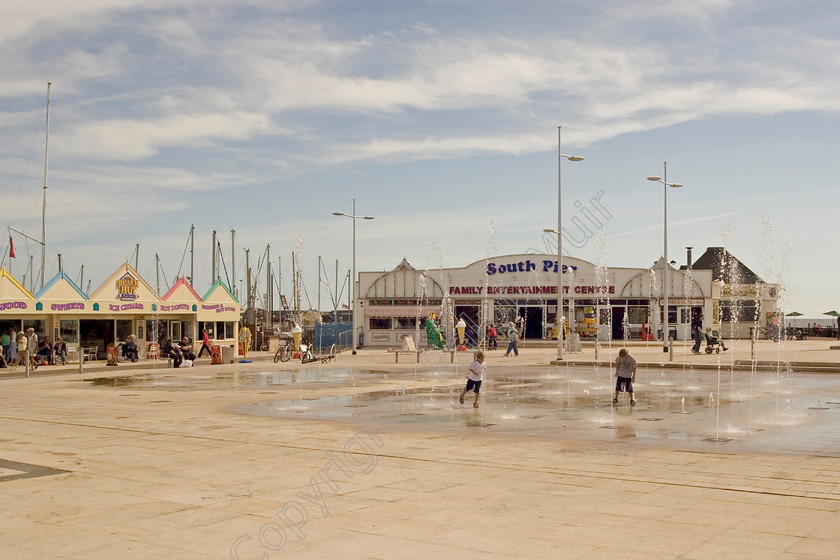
[189,224,195,287]
[231,229,236,299]
[212,230,217,283]
[41,82,51,289]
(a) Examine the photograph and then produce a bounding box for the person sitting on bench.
[175,336,196,367]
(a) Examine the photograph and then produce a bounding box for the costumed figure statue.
[239,326,252,360]
[425,313,445,349]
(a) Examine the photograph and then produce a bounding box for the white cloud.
[55,111,274,160]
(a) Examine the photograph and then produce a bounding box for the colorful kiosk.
[0,263,240,363]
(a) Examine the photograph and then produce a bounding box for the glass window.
[59,319,79,345]
[598,309,611,325]
[494,305,516,326]
[737,303,759,323]
[369,318,391,329]
[116,319,132,342]
[394,317,418,329]
[659,307,678,324]
[183,322,194,341]
[628,306,648,324]
[225,322,235,339]
[22,319,45,339]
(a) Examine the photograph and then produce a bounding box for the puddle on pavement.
[82,364,840,455]
[81,368,378,389]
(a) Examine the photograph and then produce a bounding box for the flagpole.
[41,82,51,289]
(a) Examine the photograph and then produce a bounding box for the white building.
[356,248,778,348]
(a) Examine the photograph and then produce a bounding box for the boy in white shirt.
[459,351,486,408]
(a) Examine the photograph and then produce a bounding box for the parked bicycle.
[273,336,293,363]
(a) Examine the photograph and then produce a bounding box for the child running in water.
[459,351,486,408]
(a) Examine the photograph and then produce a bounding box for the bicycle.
[273,338,293,363]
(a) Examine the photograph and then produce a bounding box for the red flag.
[8,236,14,259]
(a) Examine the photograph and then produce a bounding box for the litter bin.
[221,345,234,364]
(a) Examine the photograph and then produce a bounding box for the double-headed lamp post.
[647,163,683,354]
[544,125,584,363]
[332,199,374,355]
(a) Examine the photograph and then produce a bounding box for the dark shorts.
[465,379,482,393]
[615,376,633,393]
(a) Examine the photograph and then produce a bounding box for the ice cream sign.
[117,272,140,301]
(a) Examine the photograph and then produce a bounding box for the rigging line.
[159,261,170,292]
[48,190,129,255]
[248,253,265,306]
[319,258,338,306]
[216,240,232,290]
[175,227,192,280]
[299,270,313,310]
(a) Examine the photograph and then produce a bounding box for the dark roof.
[691,247,764,284]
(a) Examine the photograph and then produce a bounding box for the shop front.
[358,254,719,348]
[0,264,240,362]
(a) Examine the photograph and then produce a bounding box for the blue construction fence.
[313,322,353,351]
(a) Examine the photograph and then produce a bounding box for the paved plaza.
[2,338,840,559]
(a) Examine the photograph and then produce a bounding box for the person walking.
[14,329,27,369]
[26,328,38,369]
[197,328,212,358]
[691,312,704,354]
[504,322,519,357]
[8,328,18,368]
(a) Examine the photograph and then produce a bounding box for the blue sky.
[1,0,838,319]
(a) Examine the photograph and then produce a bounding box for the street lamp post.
[647,163,683,355]
[545,126,584,364]
[333,199,374,355]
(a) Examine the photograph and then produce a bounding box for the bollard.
[24,349,30,378]
[79,352,84,375]
[668,337,673,362]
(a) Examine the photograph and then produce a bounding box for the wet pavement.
[3,343,840,559]
[79,363,840,456]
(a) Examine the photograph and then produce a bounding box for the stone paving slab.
[0,344,840,558]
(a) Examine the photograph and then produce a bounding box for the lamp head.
[332,212,345,216]
[567,155,584,162]
[543,228,559,234]
[363,216,375,220]
[669,183,684,188]
[647,176,662,182]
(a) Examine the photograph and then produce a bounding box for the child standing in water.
[613,348,637,406]
[459,351,486,408]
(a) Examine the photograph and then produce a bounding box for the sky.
[1,0,838,320]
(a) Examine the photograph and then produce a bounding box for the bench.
[386,348,461,363]
[387,349,422,363]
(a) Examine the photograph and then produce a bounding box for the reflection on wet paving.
[83,365,840,455]
[82,368,376,389]
[231,367,840,455]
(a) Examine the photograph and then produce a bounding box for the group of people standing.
[0,327,68,369]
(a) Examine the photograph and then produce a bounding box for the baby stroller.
[704,330,726,354]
